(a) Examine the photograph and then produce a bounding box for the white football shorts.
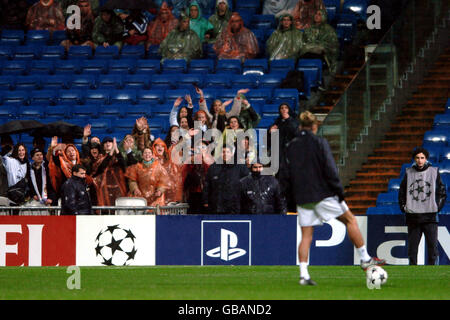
[297,196,349,227]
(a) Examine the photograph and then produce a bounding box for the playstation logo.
[201,220,251,265]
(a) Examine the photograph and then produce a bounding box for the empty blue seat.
[121,45,146,59]
[216,59,242,74]
[297,58,323,84]
[424,144,442,163]
[124,104,152,118]
[296,67,319,98]
[51,30,67,44]
[137,89,165,104]
[205,73,231,89]
[256,116,276,129]
[45,105,70,119]
[342,0,368,21]
[258,73,284,88]
[216,88,238,101]
[250,15,276,29]
[162,59,187,73]
[30,60,55,75]
[57,89,85,105]
[243,59,268,74]
[0,105,17,119]
[2,60,29,75]
[230,74,259,89]
[176,74,205,89]
[150,104,172,117]
[70,74,97,89]
[0,30,24,45]
[68,45,93,60]
[439,159,450,175]
[72,105,99,118]
[123,74,151,89]
[26,30,50,45]
[110,90,137,105]
[245,88,272,103]
[94,45,120,60]
[80,60,108,74]
[325,5,337,23]
[97,74,123,89]
[235,0,260,14]
[269,59,295,73]
[13,44,42,60]
[188,59,214,73]
[149,115,168,133]
[204,43,217,59]
[272,88,299,109]
[113,117,138,132]
[2,90,29,105]
[165,89,193,104]
[98,104,125,118]
[387,178,402,192]
[29,90,57,105]
[84,89,110,104]
[336,14,357,43]
[366,206,402,215]
[108,59,137,74]
[54,59,81,74]
[18,106,45,119]
[0,76,15,90]
[439,146,450,162]
[376,192,399,206]
[41,45,65,60]
[147,45,161,60]
[261,103,280,116]
[0,45,15,60]
[135,59,160,74]
[14,76,41,90]
[433,113,450,128]
[89,118,112,132]
[423,129,449,147]
[150,74,176,89]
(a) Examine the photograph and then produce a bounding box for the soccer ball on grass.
[366,266,388,288]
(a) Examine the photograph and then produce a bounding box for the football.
[366,265,388,288]
[94,224,137,266]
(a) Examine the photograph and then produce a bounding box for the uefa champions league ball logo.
[94,225,137,266]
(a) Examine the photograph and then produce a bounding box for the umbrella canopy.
[102,0,158,10]
[31,121,84,139]
[0,120,45,135]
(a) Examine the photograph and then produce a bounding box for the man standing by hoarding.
[280,111,385,285]
[61,164,92,215]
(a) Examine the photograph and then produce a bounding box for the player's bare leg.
[298,226,317,286]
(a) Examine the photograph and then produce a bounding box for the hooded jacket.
[266,14,304,60]
[187,1,214,42]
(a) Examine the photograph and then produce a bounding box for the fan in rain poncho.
[266,13,305,61]
[208,0,232,43]
[263,0,298,17]
[292,0,326,30]
[146,1,179,46]
[186,1,214,42]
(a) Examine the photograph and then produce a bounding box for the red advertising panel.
[0,216,76,266]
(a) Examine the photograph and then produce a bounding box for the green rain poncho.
[186,1,214,42]
[208,0,232,42]
[266,14,305,61]
[158,16,202,62]
[300,10,339,74]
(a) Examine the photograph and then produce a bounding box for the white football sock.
[357,245,371,262]
[299,262,310,280]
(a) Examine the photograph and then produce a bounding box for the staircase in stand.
[344,46,450,215]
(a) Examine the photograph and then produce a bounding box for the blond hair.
[299,111,318,128]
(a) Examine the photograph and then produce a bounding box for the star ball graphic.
[94,225,137,266]
[408,178,432,203]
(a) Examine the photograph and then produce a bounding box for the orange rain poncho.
[292,0,326,30]
[146,1,179,45]
[213,12,259,61]
[49,143,82,193]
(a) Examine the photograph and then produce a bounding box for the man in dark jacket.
[61,164,92,215]
[202,145,249,214]
[398,147,446,265]
[280,111,385,285]
[240,161,286,214]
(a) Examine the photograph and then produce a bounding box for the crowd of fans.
[0,0,339,71]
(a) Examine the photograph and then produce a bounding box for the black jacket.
[61,175,92,215]
[398,163,446,224]
[280,129,344,206]
[240,173,287,214]
[202,163,249,214]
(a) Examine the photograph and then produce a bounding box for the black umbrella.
[0,120,45,135]
[31,121,84,139]
[102,0,158,10]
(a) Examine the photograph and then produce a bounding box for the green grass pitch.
[0,265,448,300]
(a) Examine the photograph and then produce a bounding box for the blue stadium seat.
[151,104,172,117]
[26,30,50,45]
[422,129,449,147]
[84,89,110,104]
[68,45,93,60]
[216,89,238,101]
[296,67,318,98]
[135,59,160,74]
[235,0,260,14]
[97,74,124,89]
[188,59,214,74]
[80,59,108,75]
[54,59,81,74]
[29,90,57,105]
[13,44,42,60]
[204,43,217,59]
[250,15,276,29]
[269,59,295,73]
[325,5,337,23]
[230,74,259,89]
[18,106,45,119]
[258,73,285,88]
[245,88,272,103]
[113,117,138,132]
[89,118,113,133]
[108,59,137,74]
[162,59,187,73]
[272,88,299,110]
[0,30,24,45]
[376,192,399,206]
[149,116,168,133]
[14,75,41,90]
[433,113,450,128]
[0,45,15,60]
[243,59,268,74]
[72,105,99,118]
[110,89,137,105]
[150,74,177,90]
[425,144,442,163]
[205,73,231,89]
[98,104,125,118]
[216,59,242,74]
[51,30,67,45]
[176,74,205,89]
[137,89,165,104]
[123,74,151,89]
[94,45,120,60]
[342,0,368,22]
[45,105,70,119]
[440,174,450,193]
[165,89,193,104]
[261,103,280,116]
[439,146,450,162]
[387,178,402,192]
[40,45,65,60]
[0,105,17,119]
[366,206,402,215]
[121,45,146,59]
[57,89,85,105]
[1,60,29,75]
[124,104,152,118]
[336,14,357,43]
[70,74,97,89]
[30,60,55,75]
[297,58,323,85]
[439,159,450,175]
[0,76,15,90]
[147,45,161,60]
[256,116,276,129]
